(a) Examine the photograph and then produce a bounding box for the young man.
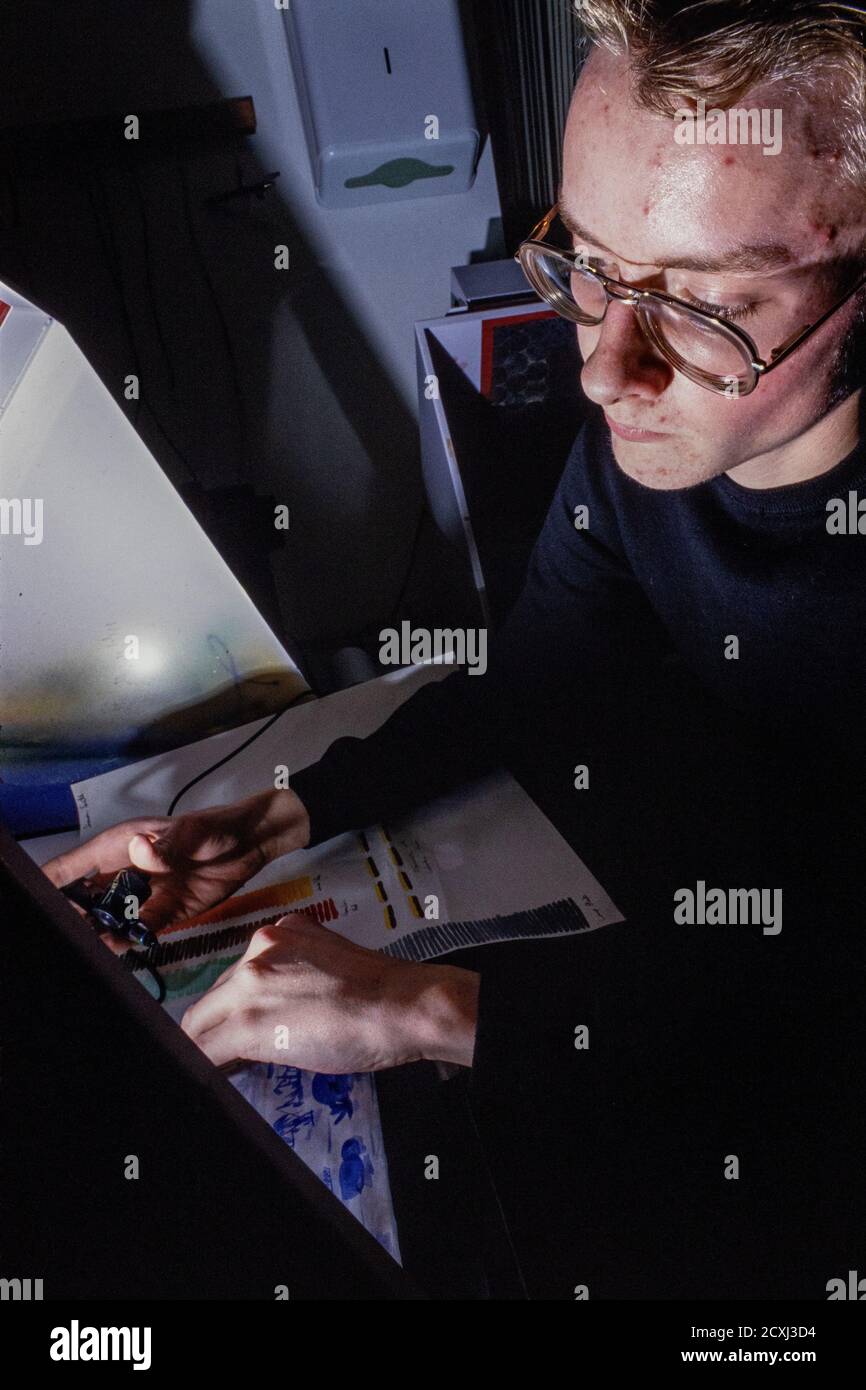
[46,1,866,1296]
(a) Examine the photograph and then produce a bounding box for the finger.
[128,832,175,874]
[180,975,235,1042]
[241,912,315,962]
[43,844,109,887]
[43,819,169,886]
[42,852,87,888]
[187,1018,246,1069]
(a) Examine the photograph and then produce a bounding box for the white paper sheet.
[70,663,451,836]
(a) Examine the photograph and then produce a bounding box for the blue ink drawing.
[312,1073,355,1123]
[266,1064,304,1108]
[273,1109,315,1147]
[339,1137,374,1201]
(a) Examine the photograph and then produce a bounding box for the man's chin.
[608,432,722,491]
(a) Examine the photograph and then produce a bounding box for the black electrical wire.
[175,149,249,485]
[85,164,145,429]
[131,162,176,393]
[385,499,429,627]
[166,689,313,817]
[86,160,203,489]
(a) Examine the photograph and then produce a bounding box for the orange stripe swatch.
[165,876,315,934]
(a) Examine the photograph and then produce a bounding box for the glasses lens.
[519,231,761,393]
[519,247,608,323]
[640,298,756,390]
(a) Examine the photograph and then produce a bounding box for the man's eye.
[568,241,607,267]
[687,297,758,324]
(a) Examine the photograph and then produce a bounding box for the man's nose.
[579,299,672,406]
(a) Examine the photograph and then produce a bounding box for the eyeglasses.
[515,205,866,396]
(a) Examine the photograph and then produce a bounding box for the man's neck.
[725,392,862,489]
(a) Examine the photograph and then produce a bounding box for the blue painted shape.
[338,1137,373,1201]
[312,1072,354,1123]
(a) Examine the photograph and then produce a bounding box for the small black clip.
[61,867,157,950]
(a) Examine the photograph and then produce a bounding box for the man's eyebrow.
[557,204,795,273]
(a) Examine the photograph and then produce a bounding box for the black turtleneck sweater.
[292,409,866,1299]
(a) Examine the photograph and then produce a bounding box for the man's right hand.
[42,789,311,935]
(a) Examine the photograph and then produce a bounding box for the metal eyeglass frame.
[516,204,866,396]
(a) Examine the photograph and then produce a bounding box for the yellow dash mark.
[388,845,403,867]
[374,881,388,903]
[398,870,413,891]
[365,856,379,877]
[384,905,397,930]
[409,895,423,918]
[171,876,315,933]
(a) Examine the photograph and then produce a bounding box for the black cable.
[385,499,429,627]
[175,149,248,485]
[166,690,312,817]
[85,161,203,489]
[131,162,176,392]
[138,400,204,490]
[85,165,145,429]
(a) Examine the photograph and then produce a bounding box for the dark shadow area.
[425,317,585,624]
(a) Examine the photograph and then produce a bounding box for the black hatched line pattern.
[382,897,597,962]
[124,905,309,974]
[123,897,603,973]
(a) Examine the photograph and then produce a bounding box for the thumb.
[128,832,175,873]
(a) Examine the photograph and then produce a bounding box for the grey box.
[283,0,480,207]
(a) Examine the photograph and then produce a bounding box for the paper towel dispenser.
[282,0,480,207]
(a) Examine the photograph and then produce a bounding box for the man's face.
[561,51,866,488]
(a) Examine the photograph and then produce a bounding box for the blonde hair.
[575,1,866,182]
